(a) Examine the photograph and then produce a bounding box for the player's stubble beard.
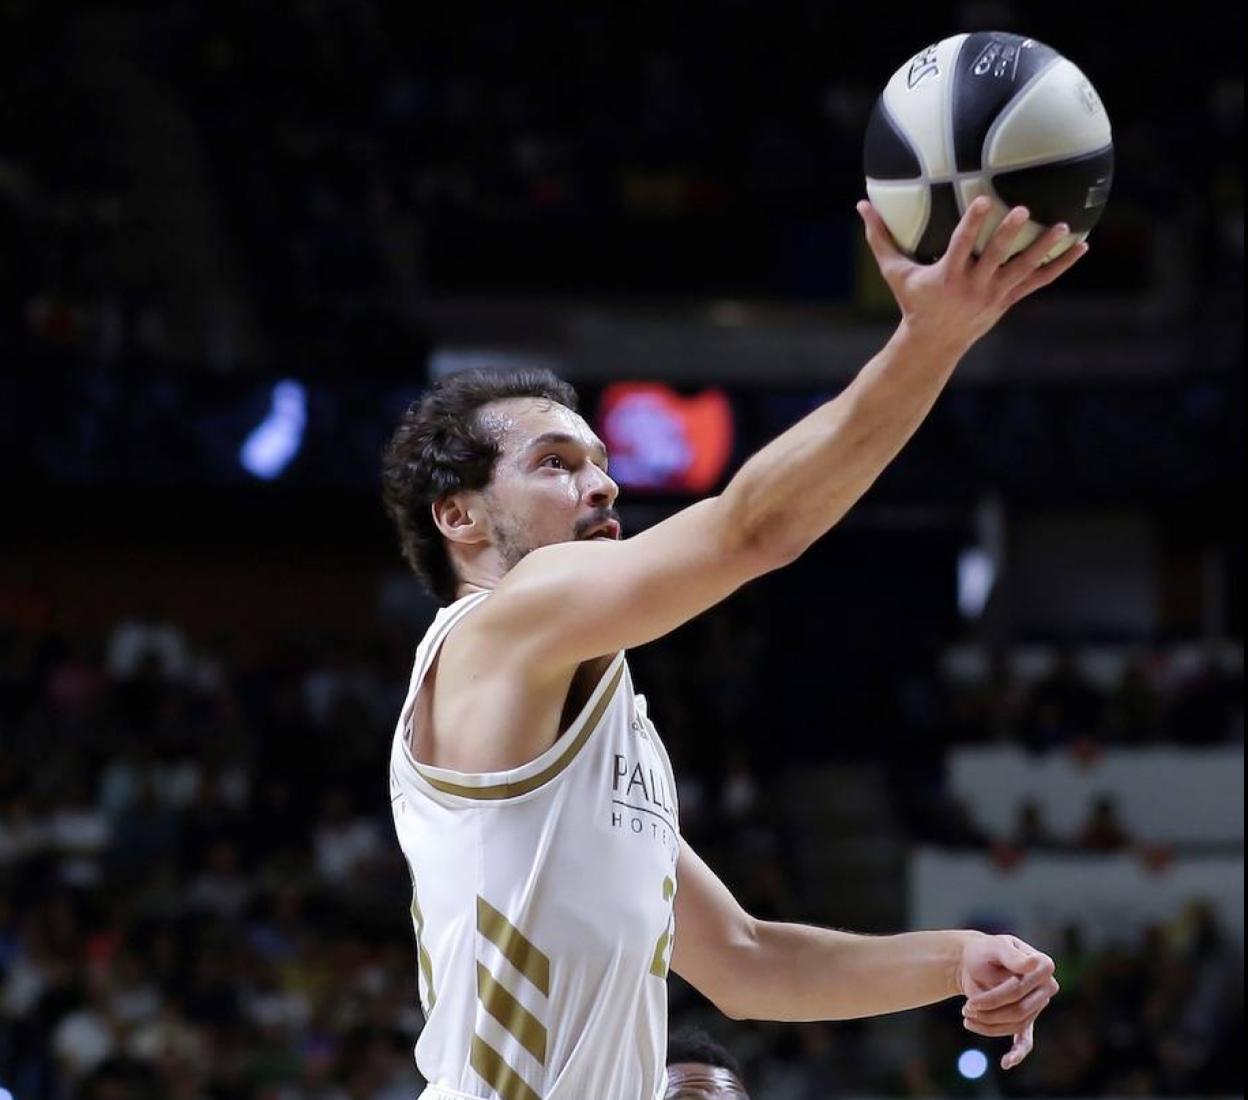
[491,511,536,573]
[491,505,623,574]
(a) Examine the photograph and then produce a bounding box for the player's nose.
[584,466,619,508]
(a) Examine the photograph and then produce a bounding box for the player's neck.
[451,544,507,597]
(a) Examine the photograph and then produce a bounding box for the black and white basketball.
[863,32,1113,263]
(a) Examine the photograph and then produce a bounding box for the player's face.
[481,398,621,570]
[664,1062,751,1100]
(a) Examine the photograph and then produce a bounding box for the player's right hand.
[956,932,1060,1070]
[857,196,1089,357]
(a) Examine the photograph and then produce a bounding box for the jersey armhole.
[402,652,626,803]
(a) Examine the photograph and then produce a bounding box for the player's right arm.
[485,198,1087,673]
[670,837,1057,1070]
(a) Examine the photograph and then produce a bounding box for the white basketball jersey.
[389,592,681,1100]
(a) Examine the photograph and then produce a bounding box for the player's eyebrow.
[528,431,609,466]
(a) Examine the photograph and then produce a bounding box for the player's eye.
[540,454,568,470]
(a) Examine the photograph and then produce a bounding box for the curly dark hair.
[665,1026,745,1081]
[381,367,579,604]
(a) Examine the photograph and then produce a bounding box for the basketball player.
[664,1028,750,1100]
[383,198,1082,1100]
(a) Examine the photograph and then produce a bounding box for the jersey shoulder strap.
[408,591,491,696]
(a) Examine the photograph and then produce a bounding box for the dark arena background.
[1,2,1242,1099]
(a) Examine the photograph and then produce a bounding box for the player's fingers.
[944,195,994,270]
[963,1008,1043,1033]
[967,962,1052,1012]
[1002,1023,1036,1070]
[857,200,907,279]
[1003,242,1089,308]
[996,936,1053,975]
[973,205,1032,280]
[999,221,1071,288]
[967,953,1055,1011]
[964,1016,1033,1038]
[963,979,1058,1027]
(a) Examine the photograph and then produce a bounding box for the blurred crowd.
[0,595,1241,1098]
[884,644,1243,854]
[937,648,1243,752]
[2,1,1242,372]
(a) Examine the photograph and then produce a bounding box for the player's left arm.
[669,839,1058,1070]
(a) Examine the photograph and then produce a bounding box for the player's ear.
[433,493,489,547]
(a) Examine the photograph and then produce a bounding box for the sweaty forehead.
[481,398,599,454]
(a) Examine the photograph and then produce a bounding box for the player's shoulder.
[455,549,608,665]
[437,583,567,691]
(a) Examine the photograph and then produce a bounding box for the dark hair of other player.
[665,1026,750,1100]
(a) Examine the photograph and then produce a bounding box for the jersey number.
[649,876,676,978]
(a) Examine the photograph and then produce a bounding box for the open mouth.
[579,520,621,541]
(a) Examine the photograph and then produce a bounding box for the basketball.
[863,32,1113,263]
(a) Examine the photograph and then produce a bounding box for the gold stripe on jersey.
[477,896,551,996]
[470,1034,542,1100]
[414,660,624,800]
[409,889,436,1009]
[476,962,547,1065]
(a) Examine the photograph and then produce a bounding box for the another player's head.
[665,1027,751,1099]
[382,367,621,602]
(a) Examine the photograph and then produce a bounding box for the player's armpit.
[467,497,783,677]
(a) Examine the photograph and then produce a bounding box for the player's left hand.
[956,934,1058,1070]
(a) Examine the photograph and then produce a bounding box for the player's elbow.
[715,986,762,1022]
[716,987,763,1021]
[699,915,766,1022]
